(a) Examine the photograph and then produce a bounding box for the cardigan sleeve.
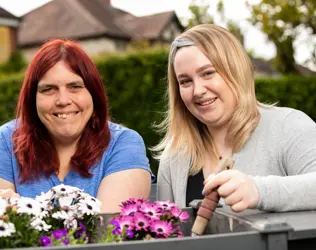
[253,109,316,211]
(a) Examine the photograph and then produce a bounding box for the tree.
[186,0,214,28]
[247,0,316,74]
[186,0,245,47]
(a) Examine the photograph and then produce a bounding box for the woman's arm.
[0,130,19,198]
[97,169,151,213]
[254,109,316,211]
[96,128,152,213]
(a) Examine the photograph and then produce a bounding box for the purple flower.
[134,212,150,231]
[52,229,67,240]
[170,207,189,222]
[126,229,134,239]
[110,219,121,235]
[63,239,70,245]
[140,204,162,220]
[117,216,135,230]
[155,200,176,210]
[121,204,139,216]
[121,198,149,207]
[150,221,172,238]
[40,236,52,247]
[76,222,87,238]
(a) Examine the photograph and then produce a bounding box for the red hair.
[13,39,110,183]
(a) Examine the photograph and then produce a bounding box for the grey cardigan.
[157,107,316,212]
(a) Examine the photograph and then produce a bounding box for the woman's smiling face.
[36,61,93,144]
[173,46,237,129]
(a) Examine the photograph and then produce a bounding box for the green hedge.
[0,49,316,177]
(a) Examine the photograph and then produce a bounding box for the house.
[17,0,184,61]
[0,7,20,63]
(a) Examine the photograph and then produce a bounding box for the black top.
[186,170,204,207]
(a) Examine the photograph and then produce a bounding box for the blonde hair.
[152,24,260,175]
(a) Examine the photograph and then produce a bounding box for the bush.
[0,49,316,177]
[0,50,27,74]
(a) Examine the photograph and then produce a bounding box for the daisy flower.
[36,190,55,204]
[150,221,172,238]
[58,196,74,208]
[140,204,162,220]
[77,198,101,216]
[52,184,81,198]
[155,200,176,210]
[16,197,41,216]
[121,204,139,216]
[64,217,78,229]
[170,207,189,222]
[0,220,15,237]
[52,210,72,220]
[0,198,8,216]
[117,215,135,230]
[121,198,148,208]
[134,212,150,231]
[30,218,52,231]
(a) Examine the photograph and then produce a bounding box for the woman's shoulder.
[108,121,144,143]
[258,106,315,132]
[0,120,17,138]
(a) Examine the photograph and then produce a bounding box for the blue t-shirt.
[0,120,154,198]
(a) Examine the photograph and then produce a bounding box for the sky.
[0,0,314,69]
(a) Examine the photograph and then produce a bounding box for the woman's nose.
[55,90,71,106]
[193,81,207,97]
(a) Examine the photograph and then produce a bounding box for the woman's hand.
[203,170,259,212]
[0,188,20,198]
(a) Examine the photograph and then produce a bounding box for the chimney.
[105,0,111,4]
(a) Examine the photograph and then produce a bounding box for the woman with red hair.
[0,39,153,213]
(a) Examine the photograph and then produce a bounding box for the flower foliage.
[0,184,101,248]
[100,198,189,242]
[0,186,189,248]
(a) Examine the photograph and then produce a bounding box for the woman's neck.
[54,140,79,181]
[208,123,232,157]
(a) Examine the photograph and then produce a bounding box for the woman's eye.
[179,79,192,86]
[202,71,214,77]
[40,88,54,94]
[69,85,83,91]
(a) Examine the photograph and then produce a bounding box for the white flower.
[52,210,72,220]
[77,198,101,216]
[30,218,52,231]
[36,190,55,204]
[0,220,15,237]
[64,217,78,229]
[17,197,41,216]
[58,196,74,208]
[0,198,8,216]
[52,184,81,198]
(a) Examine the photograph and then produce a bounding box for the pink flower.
[117,216,135,230]
[134,212,150,231]
[155,200,176,210]
[121,198,149,207]
[170,207,189,222]
[150,221,172,238]
[140,204,162,221]
[121,204,139,216]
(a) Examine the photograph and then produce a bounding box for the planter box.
[12,202,316,250]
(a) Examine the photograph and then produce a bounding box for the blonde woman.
[153,24,316,212]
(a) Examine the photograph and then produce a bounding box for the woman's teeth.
[199,98,216,106]
[57,113,77,119]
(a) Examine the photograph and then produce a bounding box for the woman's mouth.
[197,97,218,106]
[53,112,79,119]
